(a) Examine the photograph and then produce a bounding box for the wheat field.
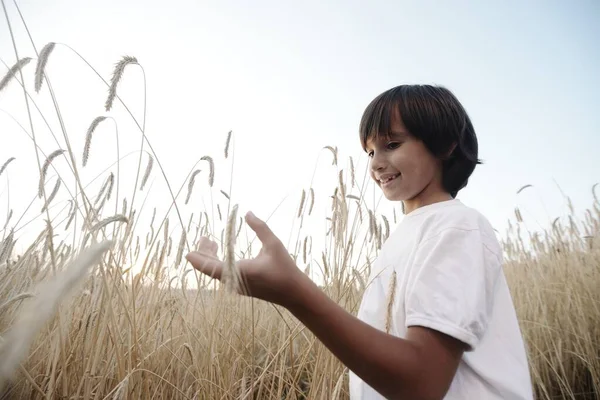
[1,10,599,400]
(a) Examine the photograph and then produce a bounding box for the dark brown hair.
[359,84,481,198]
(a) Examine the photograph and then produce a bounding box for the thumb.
[186,251,223,280]
[245,211,277,246]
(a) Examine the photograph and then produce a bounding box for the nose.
[370,151,386,172]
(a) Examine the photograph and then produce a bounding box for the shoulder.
[414,200,502,257]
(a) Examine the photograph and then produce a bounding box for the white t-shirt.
[349,199,533,399]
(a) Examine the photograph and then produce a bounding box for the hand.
[185,211,311,308]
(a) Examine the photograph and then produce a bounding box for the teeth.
[381,174,399,183]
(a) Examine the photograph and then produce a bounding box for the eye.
[367,150,374,158]
[386,142,401,150]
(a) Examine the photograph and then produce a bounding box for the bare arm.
[288,277,465,400]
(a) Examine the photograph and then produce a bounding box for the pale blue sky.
[1,0,599,254]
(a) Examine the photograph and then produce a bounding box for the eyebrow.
[388,131,409,139]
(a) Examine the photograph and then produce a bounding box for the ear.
[444,142,457,159]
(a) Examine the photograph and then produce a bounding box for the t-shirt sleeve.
[404,227,502,350]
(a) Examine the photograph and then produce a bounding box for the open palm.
[186,212,308,308]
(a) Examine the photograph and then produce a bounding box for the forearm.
[287,277,425,399]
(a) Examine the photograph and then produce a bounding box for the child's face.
[365,110,445,204]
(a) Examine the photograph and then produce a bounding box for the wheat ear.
[0,241,112,392]
[34,42,56,92]
[223,204,241,292]
[185,169,201,204]
[140,154,154,191]
[105,56,138,111]
[41,178,61,212]
[0,57,31,92]
[83,116,107,167]
[324,146,338,165]
[38,150,65,198]
[224,130,232,158]
[0,157,15,178]
[201,156,214,187]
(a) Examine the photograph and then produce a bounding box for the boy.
[186,85,534,399]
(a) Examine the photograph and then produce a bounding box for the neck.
[402,185,453,214]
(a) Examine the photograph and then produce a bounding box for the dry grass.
[0,24,598,400]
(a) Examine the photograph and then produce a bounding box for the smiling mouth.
[379,174,400,185]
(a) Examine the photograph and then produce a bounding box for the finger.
[186,251,223,280]
[197,238,218,257]
[245,211,277,246]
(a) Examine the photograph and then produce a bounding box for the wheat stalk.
[0,157,15,178]
[140,154,154,191]
[0,241,112,393]
[349,156,355,188]
[105,56,138,111]
[0,57,31,92]
[0,230,14,263]
[0,293,34,313]
[201,156,214,187]
[2,209,12,231]
[82,116,107,167]
[185,169,201,204]
[90,215,128,233]
[41,178,61,212]
[38,149,65,198]
[34,42,56,92]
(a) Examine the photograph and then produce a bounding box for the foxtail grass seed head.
[105,56,138,111]
[41,178,61,213]
[382,215,390,240]
[83,116,107,167]
[515,208,523,223]
[223,204,241,293]
[175,230,186,266]
[346,194,360,201]
[201,156,214,187]
[298,189,306,218]
[38,149,65,198]
[90,215,128,233]
[220,190,230,200]
[65,201,77,231]
[0,241,112,392]
[517,184,532,194]
[224,130,232,158]
[324,145,338,165]
[185,169,201,204]
[338,170,346,198]
[34,42,56,93]
[0,57,31,92]
[217,204,222,221]
[308,188,315,216]
[385,270,397,334]
[0,157,15,178]
[140,154,154,191]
